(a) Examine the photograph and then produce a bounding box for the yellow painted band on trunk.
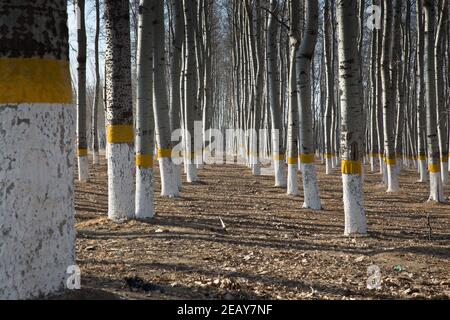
[106,125,133,143]
[384,158,396,165]
[77,149,88,157]
[325,153,333,159]
[299,154,315,164]
[287,157,298,165]
[273,154,286,161]
[157,148,172,158]
[429,163,440,173]
[136,154,153,168]
[0,58,72,104]
[342,160,362,175]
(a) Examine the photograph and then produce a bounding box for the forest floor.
[53,156,449,300]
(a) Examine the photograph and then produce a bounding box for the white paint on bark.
[418,159,429,182]
[325,158,333,175]
[302,163,322,209]
[428,171,445,202]
[107,143,135,222]
[135,167,154,219]
[159,158,180,196]
[343,174,367,236]
[92,151,99,165]
[287,164,298,196]
[0,103,76,299]
[386,164,400,192]
[186,162,198,183]
[273,159,287,187]
[77,156,89,182]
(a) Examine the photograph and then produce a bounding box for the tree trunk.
[337,0,367,235]
[135,0,155,219]
[76,0,89,181]
[296,0,321,209]
[183,0,199,182]
[324,0,335,175]
[369,3,379,172]
[91,0,100,165]
[0,0,75,298]
[104,0,135,221]
[170,0,184,189]
[423,0,445,202]
[435,0,449,185]
[267,0,287,187]
[287,0,300,196]
[416,0,428,182]
[381,0,399,192]
[153,0,179,196]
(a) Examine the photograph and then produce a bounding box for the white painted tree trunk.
[170,0,184,189]
[0,0,75,299]
[76,0,89,182]
[337,0,367,235]
[381,0,399,193]
[105,0,135,221]
[423,0,445,202]
[91,0,100,165]
[107,143,135,221]
[296,0,321,210]
[135,0,155,219]
[435,2,449,185]
[153,0,179,196]
[287,0,300,196]
[183,0,199,183]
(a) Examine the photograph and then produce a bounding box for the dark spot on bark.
[16,118,30,126]
[0,1,69,59]
[5,182,14,195]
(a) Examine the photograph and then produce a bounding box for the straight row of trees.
[73,0,449,232]
[1,0,449,299]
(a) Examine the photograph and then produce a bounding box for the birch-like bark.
[324,0,335,174]
[287,0,300,196]
[183,0,199,182]
[76,0,89,182]
[267,0,287,187]
[394,0,405,171]
[170,0,184,188]
[91,0,100,164]
[369,2,379,172]
[153,0,179,197]
[337,0,367,235]
[424,0,445,202]
[381,0,399,192]
[416,0,428,181]
[104,0,135,222]
[435,0,449,185]
[251,0,264,176]
[0,0,75,299]
[135,0,155,219]
[296,0,321,210]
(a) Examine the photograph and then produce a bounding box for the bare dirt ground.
[56,156,450,300]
